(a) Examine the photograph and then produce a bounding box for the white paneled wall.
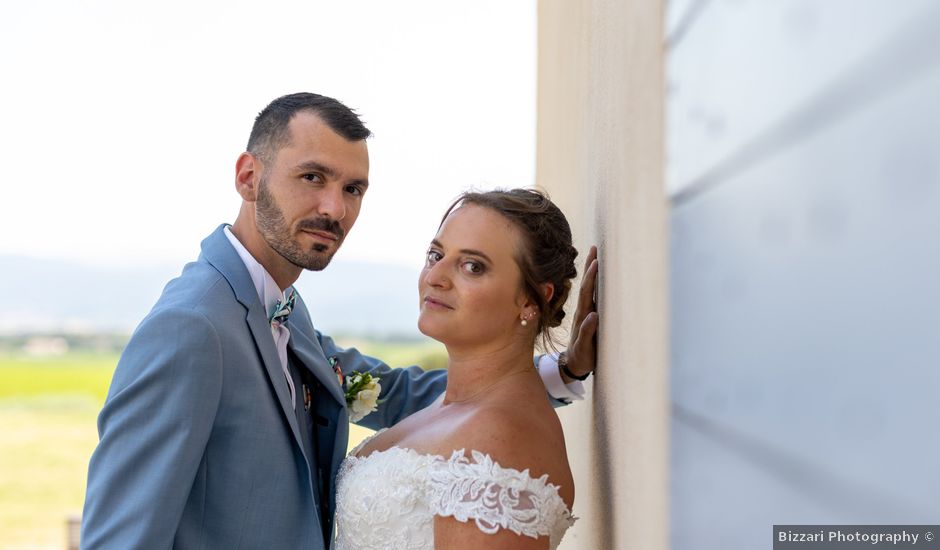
[668,1,940,548]
[668,0,937,195]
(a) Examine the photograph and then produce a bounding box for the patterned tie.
[269,290,296,326]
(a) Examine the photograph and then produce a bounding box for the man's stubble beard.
[255,177,345,272]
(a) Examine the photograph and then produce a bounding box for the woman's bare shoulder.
[445,400,574,506]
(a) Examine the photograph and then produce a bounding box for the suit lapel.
[245,306,306,447]
[288,318,348,525]
[199,225,305,454]
[288,323,346,407]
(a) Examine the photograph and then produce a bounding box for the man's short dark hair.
[247,92,372,160]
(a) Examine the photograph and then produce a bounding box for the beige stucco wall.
[537,1,669,548]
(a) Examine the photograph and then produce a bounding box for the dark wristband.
[559,352,590,381]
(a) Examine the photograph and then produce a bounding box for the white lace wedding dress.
[334,429,576,549]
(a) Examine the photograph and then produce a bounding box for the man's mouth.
[303,229,339,242]
[297,217,345,245]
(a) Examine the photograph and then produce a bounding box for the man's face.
[254,112,370,271]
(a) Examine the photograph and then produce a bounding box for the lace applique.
[427,449,576,543]
[334,438,576,550]
[335,446,438,550]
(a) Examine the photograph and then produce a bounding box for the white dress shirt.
[539,353,585,402]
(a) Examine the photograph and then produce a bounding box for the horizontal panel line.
[666,0,713,51]
[673,403,923,518]
[670,4,940,209]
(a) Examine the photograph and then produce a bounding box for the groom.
[81,93,597,549]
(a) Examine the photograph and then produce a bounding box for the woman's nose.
[422,261,450,289]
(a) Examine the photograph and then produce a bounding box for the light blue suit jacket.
[81,225,447,549]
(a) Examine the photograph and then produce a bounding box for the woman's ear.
[540,282,555,304]
[516,283,554,311]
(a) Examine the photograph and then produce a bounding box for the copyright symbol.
[926,531,935,542]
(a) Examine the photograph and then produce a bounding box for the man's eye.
[302,174,322,183]
[345,185,362,196]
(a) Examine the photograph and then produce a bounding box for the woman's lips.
[423,296,454,310]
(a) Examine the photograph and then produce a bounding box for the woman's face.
[417,204,534,349]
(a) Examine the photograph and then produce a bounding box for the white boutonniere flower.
[344,371,382,422]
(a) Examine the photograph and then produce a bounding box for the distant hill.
[1,254,424,338]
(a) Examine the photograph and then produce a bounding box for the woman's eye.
[462,261,484,274]
[426,250,443,264]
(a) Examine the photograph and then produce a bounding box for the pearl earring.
[521,318,528,327]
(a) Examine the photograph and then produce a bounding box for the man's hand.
[561,245,599,383]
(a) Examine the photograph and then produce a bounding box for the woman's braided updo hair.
[440,188,579,350]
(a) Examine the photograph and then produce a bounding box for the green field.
[0,340,445,549]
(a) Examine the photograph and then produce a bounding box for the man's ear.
[235,152,262,201]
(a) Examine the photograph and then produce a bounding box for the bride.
[335,189,587,549]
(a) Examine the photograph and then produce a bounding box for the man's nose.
[318,186,347,220]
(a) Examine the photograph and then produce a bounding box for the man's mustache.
[297,217,345,240]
